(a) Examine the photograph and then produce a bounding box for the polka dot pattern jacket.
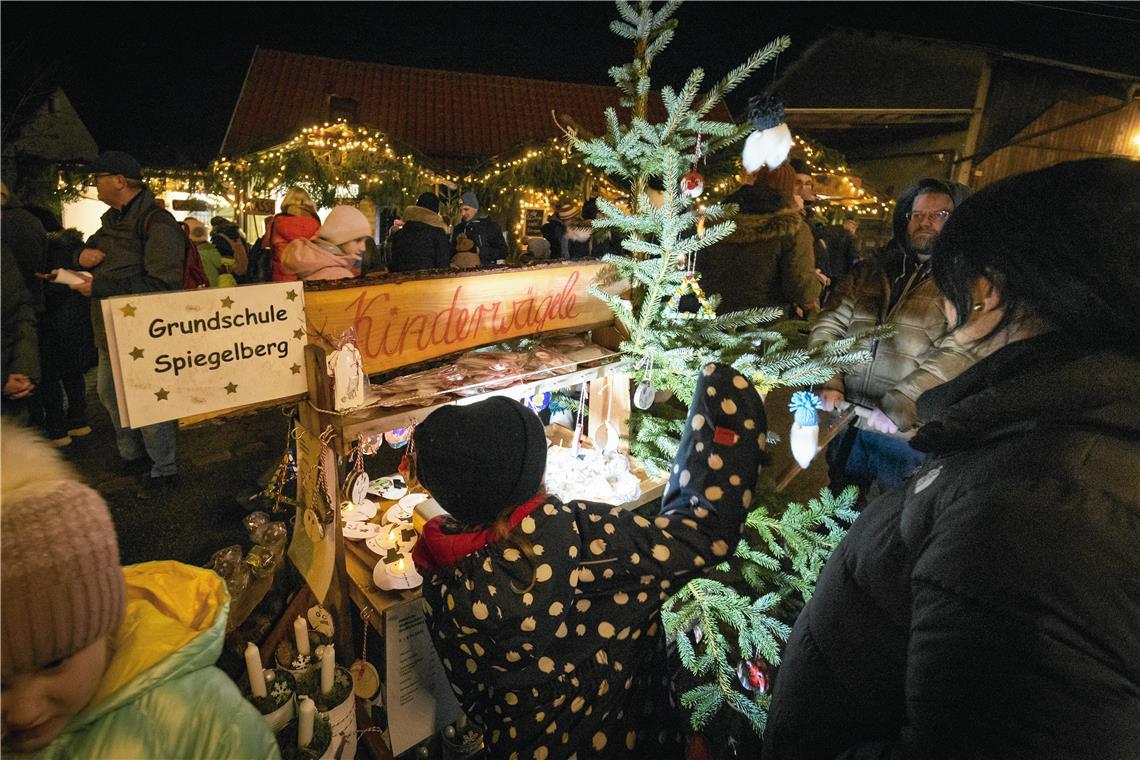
[419,363,767,759]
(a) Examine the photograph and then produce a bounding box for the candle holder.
[293,664,357,760]
[276,713,333,760]
[240,668,297,731]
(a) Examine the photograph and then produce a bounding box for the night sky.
[3,2,1138,165]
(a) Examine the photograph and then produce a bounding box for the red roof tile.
[221,48,733,165]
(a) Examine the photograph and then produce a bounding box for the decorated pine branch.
[661,486,860,734]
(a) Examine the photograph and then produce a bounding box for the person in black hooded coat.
[413,364,767,759]
[763,158,1140,760]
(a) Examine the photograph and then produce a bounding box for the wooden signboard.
[101,282,309,428]
[248,197,277,215]
[302,262,614,376]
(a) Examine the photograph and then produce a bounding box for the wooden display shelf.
[327,349,622,454]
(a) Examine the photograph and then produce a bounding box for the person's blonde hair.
[280,187,318,218]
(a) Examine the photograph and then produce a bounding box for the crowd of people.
[2,151,1136,758]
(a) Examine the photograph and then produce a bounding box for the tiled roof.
[221,48,732,165]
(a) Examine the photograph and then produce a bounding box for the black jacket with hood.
[389,204,451,272]
[763,332,1140,760]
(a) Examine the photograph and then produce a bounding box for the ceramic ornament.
[326,340,367,412]
[367,474,408,500]
[633,378,656,410]
[372,548,422,591]
[741,96,793,173]
[339,498,378,523]
[523,391,551,413]
[788,390,824,469]
[383,427,412,449]
[680,170,705,198]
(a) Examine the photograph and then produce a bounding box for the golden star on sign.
[155,388,169,401]
[120,303,137,317]
[224,382,238,394]
[293,328,305,340]
[290,363,302,375]
[285,289,298,301]
[129,347,144,360]
[220,296,234,309]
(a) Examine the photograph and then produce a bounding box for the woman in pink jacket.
[281,205,371,281]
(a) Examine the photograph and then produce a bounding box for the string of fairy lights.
[57,119,891,226]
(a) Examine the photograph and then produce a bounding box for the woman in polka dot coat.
[412,363,767,759]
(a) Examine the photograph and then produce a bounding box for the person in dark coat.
[0,181,47,314]
[790,159,859,302]
[2,243,40,415]
[695,177,817,316]
[24,207,95,446]
[389,192,451,272]
[413,364,767,759]
[541,200,593,260]
[452,191,507,266]
[763,158,1140,760]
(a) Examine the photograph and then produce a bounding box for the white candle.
[297,696,316,748]
[320,643,335,695]
[293,616,311,656]
[244,642,267,698]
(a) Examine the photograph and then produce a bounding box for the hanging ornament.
[342,443,370,506]
[737,654,771,694]
[358,432,384,456]
[523,391,551,413]
[788,390,824,469]
[384,427,412,449]
[571,381,588,458]
[633,355,656,410]
[680,169,704,198]
[665,273,717,320]
[695,204,707,238]
[633,379,655,410]
[741,96,792,173]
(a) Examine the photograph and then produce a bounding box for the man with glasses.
[66,151,183,500]
[809,178,980,504]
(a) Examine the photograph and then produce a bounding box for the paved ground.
[55,373,832,568]
[58,371,291,566]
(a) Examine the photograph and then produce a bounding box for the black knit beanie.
[416,192,441,214]
[414,397,547,525]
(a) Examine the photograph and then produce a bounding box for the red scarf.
[413,494,546,572]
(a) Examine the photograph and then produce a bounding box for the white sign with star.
[102,282,308,428]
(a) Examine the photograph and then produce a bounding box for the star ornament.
[224,382,238,394]
[129,347,144,360]
[155,388,170,401]
[293,328,305,340]
[220,296,234,309]
[290,363,302,375]
[120,303,137,317]
[285,289,298,302]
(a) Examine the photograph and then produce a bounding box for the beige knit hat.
[1,424,125,680]
[555,200,580,222]
[182,217,209,244]
[318,205,372,246]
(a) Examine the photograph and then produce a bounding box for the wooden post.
[298,344,357,664]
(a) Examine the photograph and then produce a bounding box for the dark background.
[4,1,1139,165]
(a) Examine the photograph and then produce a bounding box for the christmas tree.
[564,1,890,741]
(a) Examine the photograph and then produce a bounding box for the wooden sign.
[302,262,613,376]
[101,282,308,428]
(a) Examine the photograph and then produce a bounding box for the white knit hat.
[318,206,372,246]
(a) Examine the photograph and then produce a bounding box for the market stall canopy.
[767,28,1138,160]
[221,48,733,171]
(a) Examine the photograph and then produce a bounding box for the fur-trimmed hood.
[402,204,448,232]
[728,207,805,243]
[563,218,593,243]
